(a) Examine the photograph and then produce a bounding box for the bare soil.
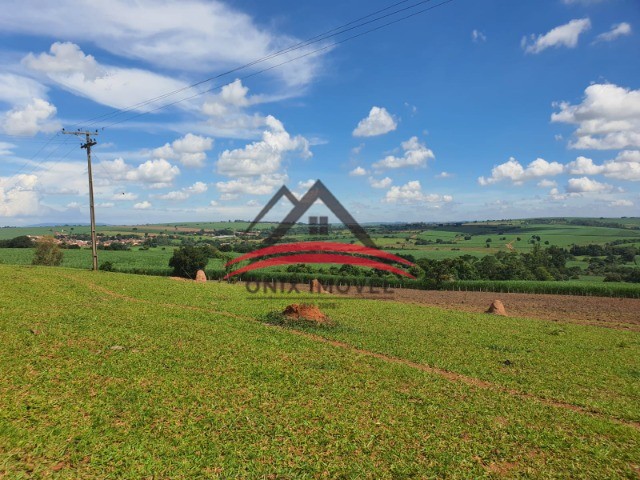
[331,287,640,331]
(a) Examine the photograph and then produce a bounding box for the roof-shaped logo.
[225,180,415,279]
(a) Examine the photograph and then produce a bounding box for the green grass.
[1,265,638,477]
[0,248,226,276]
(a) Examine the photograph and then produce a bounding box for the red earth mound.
[486,299,507,316]
[310,279,328,294]
[283,303,331,324]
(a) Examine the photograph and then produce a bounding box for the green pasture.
[0,265,638,477]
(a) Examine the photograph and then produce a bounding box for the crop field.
[0,248,227,276]
[0,265,638,477]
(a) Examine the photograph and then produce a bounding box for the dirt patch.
[331,287,640,331]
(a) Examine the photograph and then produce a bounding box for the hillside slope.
[0,266,638,478]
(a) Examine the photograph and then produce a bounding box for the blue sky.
[0,0,638,225]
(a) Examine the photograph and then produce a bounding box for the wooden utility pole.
[62,129,99,271]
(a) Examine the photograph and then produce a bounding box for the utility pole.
[62,129,99,271]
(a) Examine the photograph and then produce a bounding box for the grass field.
[1,265,638,477]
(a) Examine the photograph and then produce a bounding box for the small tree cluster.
[168,246,209,278]
[32,236,63,266]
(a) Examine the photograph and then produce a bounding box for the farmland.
[0,265,639,477]
[1,217,639,296]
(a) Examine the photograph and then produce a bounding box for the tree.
[32,236,63,266]
[168,246,209,278]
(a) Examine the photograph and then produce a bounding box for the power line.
[76,0,446,130]
[3,0,426,186]
[101,0,454,129]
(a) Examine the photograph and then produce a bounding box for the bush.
[0,235,34,248]
[32,236,63,266]
[168,245,209,278]
[99,261,115,272]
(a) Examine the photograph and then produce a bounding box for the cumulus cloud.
[133,200,152,209]
[566,176,615,193]
[478,157,564,185]
[23,42,188,111]
[369,177,392,189]
[594,22,632,43]
[0,174,40,216]
[552,83,640,150]
[152,133,213,168]
[349,166,367,176]
[384,180,452,205]
[216,173,287,196]
[216,116,310,177]
[353,107,397,137]
[1,98,60,136]
[372,136,434,170]
[522,18,591,54]
[566,151,640,181]
[2,0,325,88]
[156,181,208,201]
[100,157,180,189]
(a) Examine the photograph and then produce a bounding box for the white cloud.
[152,133,213,168]
[537,179,558,188]
[297,179,315,190]
[566,151,640,181]
[100,157,180,188]
[349,166,367,176]
[23,42,188,111]
[436,171,453,179]
[522,18,591,54]
[478,157,564,185]
[552,83,640,150]
[384,180,452,205]
[353,107,397,137]
[97,202,114,208]
[373,136,434,170]
[609,199,633,207]
[2,0,325,88]
[1,98,60,136]
[594,22,632,43]
[216,173,287,196]
[0,73,48,105]
[199,79,277,139]
[472,30,487,43]
[133,201,152,209]
[216,116,310,177]
[369,177,392,189]
[565,156,604,175]
[156,181,208,201]
[566,176,614,193]
[0,174,40,217]
[112,192,138,201]
[0,142,15,156]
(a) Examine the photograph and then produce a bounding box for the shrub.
[99,261,115,272]
[32,236,63,266]
[168,245,209,278]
